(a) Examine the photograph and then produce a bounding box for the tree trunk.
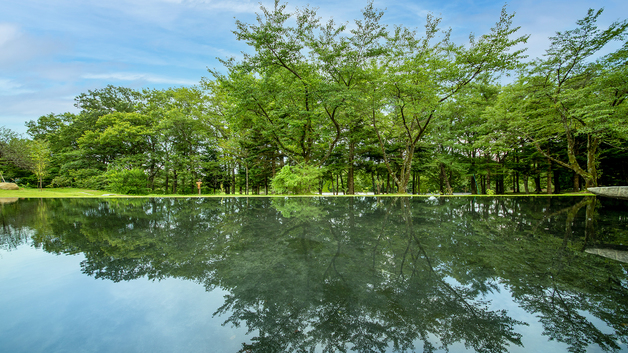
[412,172,416,194]
[347,142,355,195]
[340,172,345,195]
[547,160,553,194]
[523,175,529,194]
[372,172,376,195]
[534,174,541,193]
[165,169,169,194]
[586,135,599,187]
[573,173,580,192]
[553,168,561,194]
[440,163,453,195]
[232,167,236,195]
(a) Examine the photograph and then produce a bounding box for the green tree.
[512,9,628,187]
[371,6,528,193]
[0,126,32,181]
[28,139,51,190]
[156,87,214,194]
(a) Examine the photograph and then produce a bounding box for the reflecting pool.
[1,196,627,353]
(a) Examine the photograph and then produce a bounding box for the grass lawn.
[0,187,595,198]
[0,188,124,198]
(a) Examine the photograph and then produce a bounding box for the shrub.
[50,175,72,188]
[271,164,322,195]
[105,168,149,195]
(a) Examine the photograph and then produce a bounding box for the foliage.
[0,127,32,181]
[105,167,149,195]
[50,168,107,190]
[271,163,322,194]
[502,9,628,188]
[16,5,628,195]
[28,139,51,190]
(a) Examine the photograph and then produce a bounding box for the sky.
[1,0,626,135]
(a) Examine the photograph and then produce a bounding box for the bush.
[50,175,72,188]
[51,168,107,189]
[271,164,322,194]
[105,168,149,195]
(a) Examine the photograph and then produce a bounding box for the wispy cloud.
[0,23,19,45]
[1,0,627,135]
[0,79,35,96]
[0,22,63,66]
[82,73,198,85]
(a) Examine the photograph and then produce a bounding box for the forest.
[1,3,627,195]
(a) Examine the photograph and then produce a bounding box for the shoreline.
[0,188,596,198]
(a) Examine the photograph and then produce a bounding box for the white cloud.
[0,79,35,95]
[0,22,63,67]
[0,23,19,46]
[1,0,626,136]
[508,0,628,61]
[88,0,259,27]
[130,0,258,11]
[82,73,198,85]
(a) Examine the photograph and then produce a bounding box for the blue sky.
[1,0,626,135]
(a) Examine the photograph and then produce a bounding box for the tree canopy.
[2,3,626,195]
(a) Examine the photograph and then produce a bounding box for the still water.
[1,196,627,353]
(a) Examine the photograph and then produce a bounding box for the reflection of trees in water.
[1,196,627,352]
[0,198,34,250]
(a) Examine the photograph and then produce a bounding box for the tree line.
[1,3,627,195]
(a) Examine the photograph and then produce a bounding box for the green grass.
[0,187,595,198]
[0,188,124,198]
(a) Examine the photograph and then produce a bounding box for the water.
[1,196,627,353]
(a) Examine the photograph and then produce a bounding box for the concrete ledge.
[587,186,628,200]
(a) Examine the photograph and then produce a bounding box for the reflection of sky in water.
[1,197,627,353]
[0,244,249,353]
[3,243,617,353]
[419,277,574,353]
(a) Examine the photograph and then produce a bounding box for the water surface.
[1,196,627,353]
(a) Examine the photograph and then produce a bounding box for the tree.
[0,126,32,177]
[370,6,528,193]
[221,2,337,166]
[28,139,51,190]
[513,9,628,187]
[306,2,388,194]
